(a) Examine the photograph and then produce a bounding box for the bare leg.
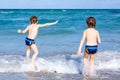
[30,44,39,69]
[90,54,96,76]
[83,52,89,77]
[26,46,31,61]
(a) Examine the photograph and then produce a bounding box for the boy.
[18,16,58,69]
[77,17,101,77]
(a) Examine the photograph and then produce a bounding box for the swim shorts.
[25,37,35,46]
[85,45,97,54]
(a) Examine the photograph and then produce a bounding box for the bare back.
[27,24,39,39]
[85,28,99,45]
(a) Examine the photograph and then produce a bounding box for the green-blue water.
[0,9,120,74]
[0,9,120,54]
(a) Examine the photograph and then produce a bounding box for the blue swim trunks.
[25,37,35,46]
[85,45,97,54]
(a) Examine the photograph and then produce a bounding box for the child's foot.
[30,63,38,71]
[30,63,36,70]
[83,72,89,78]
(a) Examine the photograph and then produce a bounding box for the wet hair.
[30,16,38,24]
[86,17,96,28]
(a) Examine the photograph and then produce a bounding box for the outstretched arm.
[77,30,86,56]
[38,20,58,28]
[17,26,29,34]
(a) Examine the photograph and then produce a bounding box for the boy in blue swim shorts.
[25,37,35,46]
[18,16,58,69]
[77,17,101,77]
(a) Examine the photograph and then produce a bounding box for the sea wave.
[0,51,119,73]
[0,54,82,73]
[0,11,14,14]
[95,51,120,70]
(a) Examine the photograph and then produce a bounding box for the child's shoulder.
[29,24,39,27]
[25,24,31,28]
[94,29,99,32]
[86,28,99,33]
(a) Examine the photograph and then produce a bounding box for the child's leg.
[83,52,89,76]
[89,54,96,75]
[30,44,39,67]
[26,46,31,61]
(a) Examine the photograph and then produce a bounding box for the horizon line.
[0,8,120,10]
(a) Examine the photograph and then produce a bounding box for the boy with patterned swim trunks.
[77,17,101,77]
[18,16,58,69]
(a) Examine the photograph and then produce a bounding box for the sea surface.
[0,9,120,80]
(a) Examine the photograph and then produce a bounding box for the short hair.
[30,16,38,24]
[86,17,96,28]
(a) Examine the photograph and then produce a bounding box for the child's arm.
[17,26,29,34]
[77,30,86,56]
[97,31,101,44]
[38,20,58,28]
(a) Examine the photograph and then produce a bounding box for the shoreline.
[0,70,119,80]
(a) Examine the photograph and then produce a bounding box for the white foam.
[35,55,81,73]
[96,59,120,70]
[62,10,67,12]
[95,51,120,70]
[0,11,14,14]
[0,51,119,73]
[0,55,82,73]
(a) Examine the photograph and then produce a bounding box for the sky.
[0,0,120,9]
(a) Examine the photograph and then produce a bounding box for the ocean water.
[0,9,120,76]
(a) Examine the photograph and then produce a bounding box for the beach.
[0,9,120,80]
[0,71,120,80]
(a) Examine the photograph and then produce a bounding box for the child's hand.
[77,50,81,56]
[17,29,22,33]
[97,41,100,45]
